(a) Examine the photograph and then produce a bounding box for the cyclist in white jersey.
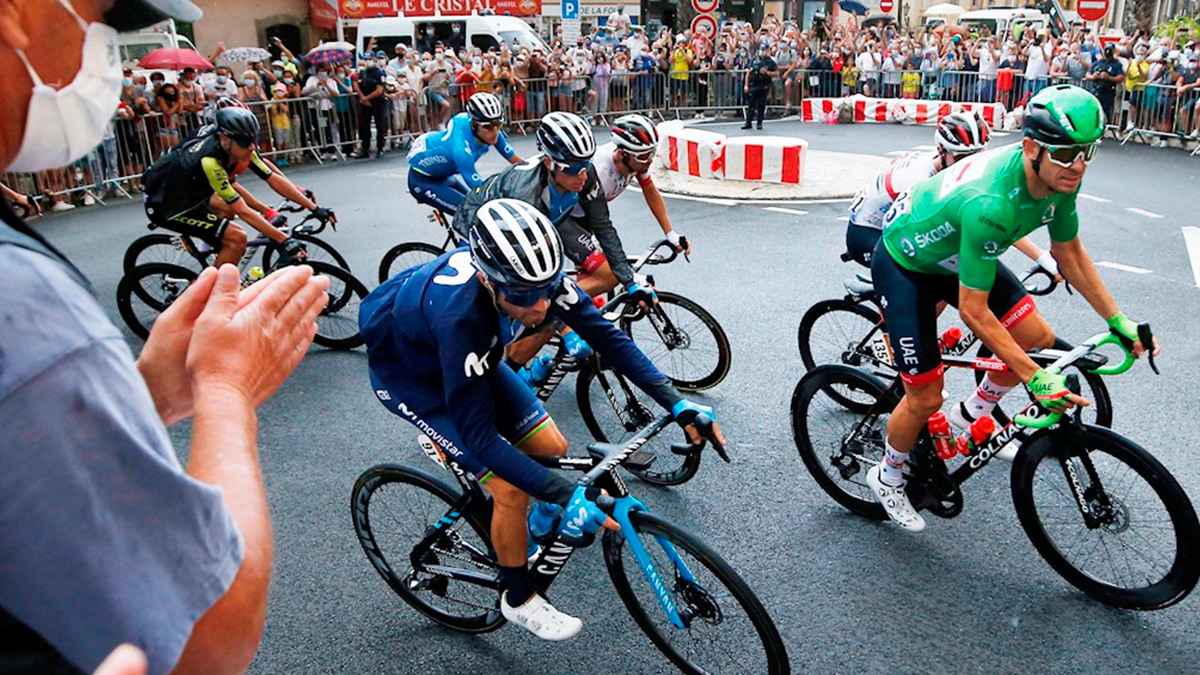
[845,111,1060,277]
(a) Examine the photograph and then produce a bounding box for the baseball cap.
[273,82,286,95]
[103,0,203,32]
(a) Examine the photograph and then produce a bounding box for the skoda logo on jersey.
[900,238,917,258]
[1042,203,1057,226]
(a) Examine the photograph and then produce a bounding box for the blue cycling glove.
[557,486,609,547]
[626,282,657,306]
[672,399,714,432]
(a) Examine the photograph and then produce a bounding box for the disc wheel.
[577,361,701,486]
[351,464,505,632]
[603,511,790,674]
[620,291,731,392]
[379,242,444,283]
[1012,426,1200,610]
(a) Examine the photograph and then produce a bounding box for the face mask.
[284,77,294,84]
[453,27,461,34]
[217,75,228,84]
[9,0,122,172]
[274,70,284,77]
[122,76,133,87]
[244,78,255,87]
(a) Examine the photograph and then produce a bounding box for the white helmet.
[469,199,563,287]
[536,111,596,165]
[936,111,991,156]
[466,92,504,124]
[610,114,659,153]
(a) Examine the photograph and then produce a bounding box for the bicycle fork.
[610,496,701,630]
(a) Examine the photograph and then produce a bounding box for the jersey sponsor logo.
[914,222,956,249]
[554,276,580,311]
[981,240,1001,258]
[899,237,917,257]
[1041,203,1057,225]
[977,215,1006,232]
[434,251,476,286]
[375,389,392,401]
[898,336,920,367]
[463,336,499,378]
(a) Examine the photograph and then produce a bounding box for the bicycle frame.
[409,413,701,628]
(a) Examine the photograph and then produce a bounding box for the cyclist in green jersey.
[867,85,1159,532]
[142,106,331,267]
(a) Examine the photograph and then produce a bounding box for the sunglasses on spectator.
[553,160,591,176]
[1035,140,1099,167]
[497,275,562,307]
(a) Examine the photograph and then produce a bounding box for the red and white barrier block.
[657,120,724,179]
[720,136,809,184]
[800,96,1007,128]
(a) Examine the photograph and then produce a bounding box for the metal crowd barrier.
[6,63,1198,211]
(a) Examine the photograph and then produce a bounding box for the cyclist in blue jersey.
[360,198,724,642]
[406,92,523,215]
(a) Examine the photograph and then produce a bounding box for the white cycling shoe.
[949,402,1016,462]
[866,465,926,532]
[501,591,583,641]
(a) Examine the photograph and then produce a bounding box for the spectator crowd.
[5,9,1200,212]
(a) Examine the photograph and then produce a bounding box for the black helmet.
[469,199,563,287]
[466,92,505,124]
[215,106,260,145]
[536,112,596,165]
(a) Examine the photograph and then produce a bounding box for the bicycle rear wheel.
[603,511,790,675]
[791,365,897,520]
[1012,426,1200,610]
[262,234,352,272]
[577,362,701,486]
[620,291,731,392]
[306,261,368,350]
[123,233,204,275]
[351,464,505,632]
[975,337,1113,428]
[796,297,885,372]
[379,242,444,283]
[115,263,198,339]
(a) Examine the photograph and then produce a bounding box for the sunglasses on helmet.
[1035,140,1099,167]
[553,160,591,176]
[496,274,562,307]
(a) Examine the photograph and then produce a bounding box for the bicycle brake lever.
[1138,323,1159,375]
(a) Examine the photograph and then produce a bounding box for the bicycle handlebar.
[669,412,730,463]
[1020,265,1059,297]
[629,238,682,273]
[1014,322,1157,429]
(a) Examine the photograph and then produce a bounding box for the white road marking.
[1077,193,1110,203]
[836,216,850,221]
[886,150,908,156]
[991,131,1011,137]
[737,197,853,205]
[1126,207,1162,219]
[636,187,737,206]
[913,145,936,150]
[1182,227,1200,287]
[763,207,809,216]
[1096,261,1153,275]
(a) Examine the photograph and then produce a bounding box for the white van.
[959,8,1048,41]
[356,14,548,60]
[118,29,200,70]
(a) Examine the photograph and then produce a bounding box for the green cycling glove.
[1107,312,1139,343]
[1028,367,1070,412]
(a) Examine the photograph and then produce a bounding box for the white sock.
[965,375,1015,419]
[880,443,908,486]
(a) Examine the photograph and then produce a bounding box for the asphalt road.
[30,121,1200,674]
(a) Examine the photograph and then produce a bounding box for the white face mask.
[9,0,121,172]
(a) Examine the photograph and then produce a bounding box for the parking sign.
[561,0,580,20]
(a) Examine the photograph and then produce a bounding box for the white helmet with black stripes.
[466,92,505,124]
[469,199,563,287]
[536,111,596,165]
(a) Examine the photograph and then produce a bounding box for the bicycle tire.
[796,297,883,370]
[576,362,701,486]
[263,234,352,272]
[620,291,731,392]
[306,261,369,350]
[123,233,203,274]
[975,337,1113,428]
[603,510,790,675]
[792,364,897,520]
[1011,425,1200,610]
[378,241,445,283]
[351,463,505,633]
[115,263,198,340]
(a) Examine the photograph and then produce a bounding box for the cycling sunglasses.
[553,160,591,176]
[1036,141,1099,167]
[228,135,256,149]
[626,149,656,163]
[479,121,504,131]
[497,274,562,307]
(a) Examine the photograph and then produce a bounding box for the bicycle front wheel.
[263,234,352,272]
[603,511,790,675]
[378,241,444,283]
[576,362,701,486]
[1012,425,1200,610]
[351,463,504,632]
[115,263,198,339]
[620,291,731,392]
[306,261,369,350]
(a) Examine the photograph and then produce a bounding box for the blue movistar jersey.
[406,112,516,188]
[360,247,680,500]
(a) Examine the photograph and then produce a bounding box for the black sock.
[499,565,534,606]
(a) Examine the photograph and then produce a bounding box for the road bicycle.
[796,263,1112,428]
[351,414,789,674]
[123,191,351,275]
[378,208,457,283]
[116,206,368,350]
[791,323,1200,610]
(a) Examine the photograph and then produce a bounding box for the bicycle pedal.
[624,449,657,471]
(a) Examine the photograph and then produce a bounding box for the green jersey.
[881,144,1079,291]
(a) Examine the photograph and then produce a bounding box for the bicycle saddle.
[843,277,875,297]
[585,442,657,472]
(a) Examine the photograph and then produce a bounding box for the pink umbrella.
[138,47,214,71]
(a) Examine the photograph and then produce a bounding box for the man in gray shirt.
[0,1,331,673]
